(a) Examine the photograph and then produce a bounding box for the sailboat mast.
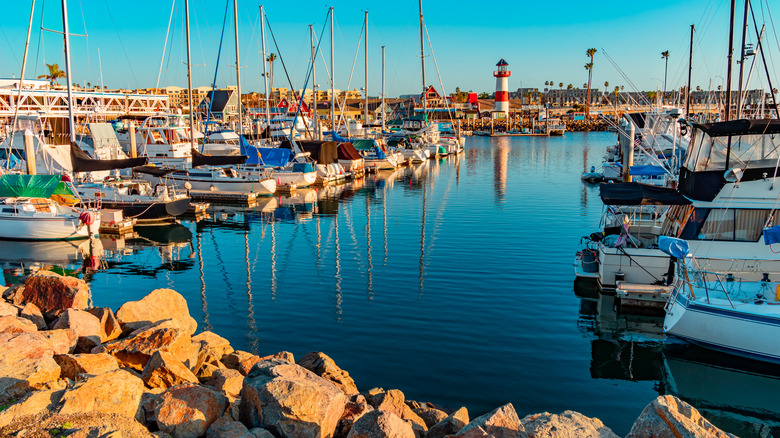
[61,0,76,143]
[9,0,35,149]
[736,0,750,119]
[260,5,270,125]
[233,0,242,136]
[364,10,369,127]
[184,0,195,150]
[311,24,319,140]
[330,7,335,135]
[686,24,694,117]
[419,0,427,115]
[726,0,736,121]
[381,45,386,133]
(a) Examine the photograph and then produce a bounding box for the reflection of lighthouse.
[493,59,511,116]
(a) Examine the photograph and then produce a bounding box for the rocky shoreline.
[0,271,735,438]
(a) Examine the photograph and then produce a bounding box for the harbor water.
[5,133,779,436]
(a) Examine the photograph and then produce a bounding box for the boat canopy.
[0,174,74,198]
[132,165,177,177]
[599,182,691,205]
[191,148,247,167]
[281,140,339,164]
[337,143,362,161]
[628,164,668,176]
[352,139,386,159]
[251,147,292,167]
[70,143,148,173]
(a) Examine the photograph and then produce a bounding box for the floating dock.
[189,190,259,204]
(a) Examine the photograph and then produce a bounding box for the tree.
[478,92,489,99]
[585,48,596,117]
[661,50,670,102]
[38,63,66,85]
[266,53,277,99]
[567,84,573,90]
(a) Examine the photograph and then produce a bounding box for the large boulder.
[207,417,255,438]
[0,388,65,428]
[87,306,123,342]
[413,407,448,428]
[19,302,46,330]
[57,369,145,417]
[346,410,415,438]
[0,300,19,317]
[193,331,234,358]
[627,395,736,438]
[364,388,427,431]
[141,350,199,389]
[193,332,233,381]
[94,321,197,371]
[452,403,527,438]
[0,315,38,333]
[154,383,229,438]
[116,288,197,335]
[335,394,374,438]
[0,332,63,403]
[39,328,78,354]
[240,358,348,438]
[51,309,102,344]
[298,352,359,395]
[4,270,89,315]
[521,411,618,438]
[222,350,262,376]
[207,368,244,402]
[54,352,119,380]
[426,407,469,438]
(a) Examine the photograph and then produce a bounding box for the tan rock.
[0,315,38,333]
[40,328,78,354]
[94,324,197,371]
[52,309,102,350]
[54,352,119,380]
[521,410,618,438]
[20,302,47,330]
[198,361,226,382]
[240,358,348,438]
[335,394,374,438]
[58,369,145,418]
[221,350,262,376]
[207,417,254,438]
[87,306,123,342]
[426,406,469,438]
[346,409,415,438]
[193,333,232,380]
[5,270,89,315]
[116,288,197,335]
[627,395,736,438]
[412,407,448,428]
[0,388,65,428]
[207,368,244,402]
[155,383,229,438]
[0,300,19,317]
[364,389,427,431]
[260,351,295,363]
[298,351,358,395]
[192,331,234,358]
[141,350,199,389]
[0,332,62,403]
[452,403,526,438]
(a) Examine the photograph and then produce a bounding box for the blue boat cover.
[629,164,667,176]
[254,147,292,167]
[332,132,349,142]
[239,136,260,165]
[763,225,780,245]
[658,236,690,259]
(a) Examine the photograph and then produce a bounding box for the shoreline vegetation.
[0,271,735,438]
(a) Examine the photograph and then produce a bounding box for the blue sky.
[1,1,775,97]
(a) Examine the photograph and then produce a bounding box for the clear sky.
[1,1,776,97]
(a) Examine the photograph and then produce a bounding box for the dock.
[189,190,259,204]
[615,282,671,315]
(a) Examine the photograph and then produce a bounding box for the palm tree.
[585,48,596,118]
[661,50,670,103]
[567,84,573,90]
[38,63,66,85]
[266,53,277,96]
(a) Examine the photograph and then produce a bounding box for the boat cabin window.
[2,207,16,214]
[685,130,780,172]
[679,208,779,241]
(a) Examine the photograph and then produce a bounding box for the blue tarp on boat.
[629,164,667,176]
[254,147,292,167]
[658,236,690,259]
[332,132,349,142]
[764,226,780,246]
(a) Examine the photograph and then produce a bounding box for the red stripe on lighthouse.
[495,91,508,102]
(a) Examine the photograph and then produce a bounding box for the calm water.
[4,133,780,436]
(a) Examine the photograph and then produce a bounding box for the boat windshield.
[685,128,780,172]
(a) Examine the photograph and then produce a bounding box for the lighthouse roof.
[496,59,509,66]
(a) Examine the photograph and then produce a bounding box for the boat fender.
[776,285,780,301]
[79,211,96,226]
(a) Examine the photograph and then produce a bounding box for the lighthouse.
[493,58,512,116]
[493,59,511,116]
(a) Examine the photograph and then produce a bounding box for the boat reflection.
[0,238,102,285]
[103,224,195,276]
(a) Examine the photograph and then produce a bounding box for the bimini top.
[599,182,691,205]
[692,119,780,137]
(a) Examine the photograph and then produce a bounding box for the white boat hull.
[0,215,97,241]
[142,173,277,196]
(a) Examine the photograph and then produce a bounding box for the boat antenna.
[686,24,694,118]
[725,0,736,121]
[736,0,750,119]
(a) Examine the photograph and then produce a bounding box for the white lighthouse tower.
[493,59,511,116]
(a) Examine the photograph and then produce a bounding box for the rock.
[521,411,618,438]
[94,323,197,371]
[0,388,65,428]
[141,351,199,389]
[154,383,229,438]
[346,409,415,438]
[116,288,197,335]
[627,395,736,438]
[260,351,295,363]
[198,361,226,382]
[19,302,46,330]
[426,406,469,438]
[364,388,427,431]
[453,403,526,438]
[249,428,276,438]
[58,369,145,417]
[207,368,244,402]
[192,331,234,358]
[87,306,123,342]
[52,309,102,351]
[335,394,374,438]
[240,358,348,438]
[40,329,79,354]
[0,315,38,333]
[0,300,19,317]
[5,270,89,315]
[207,417,254,438]
[221,350,261,376]
[193,333,232,380]
[54,353,119,380]
[74,335,102,354]
[0,332,63,403]
[412,407,448,428]
[298,352,358,395]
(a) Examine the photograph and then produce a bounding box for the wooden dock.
[99,218,135,235]
[189,190,259,204]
